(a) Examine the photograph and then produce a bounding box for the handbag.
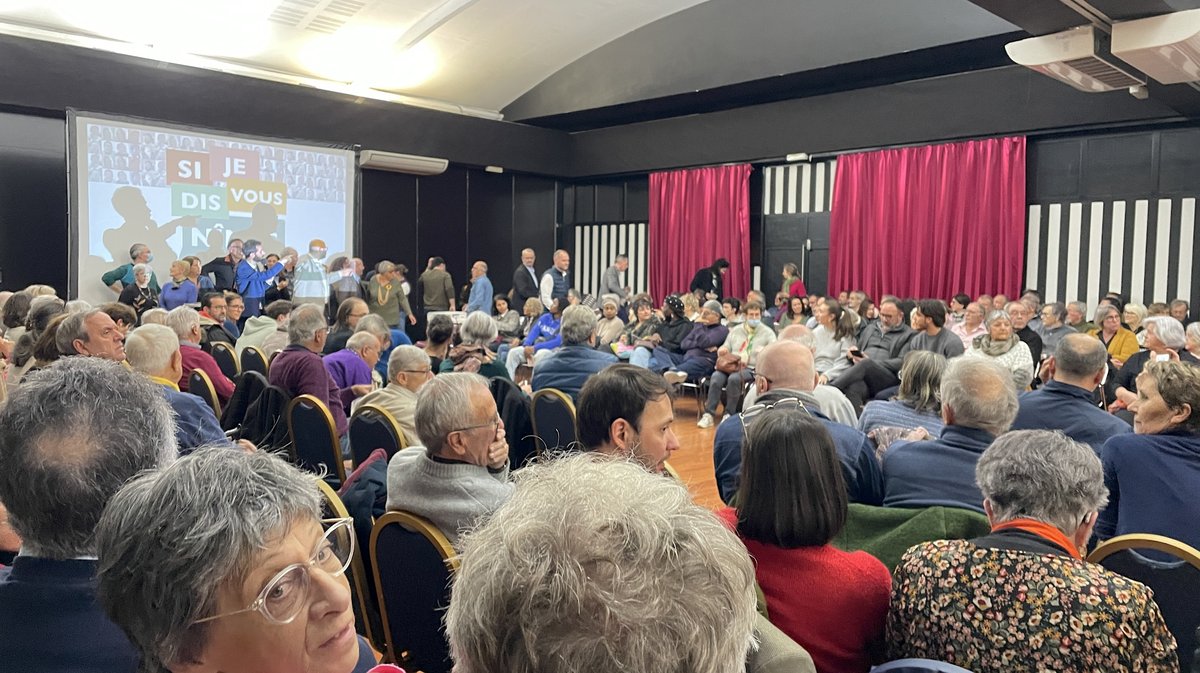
[716,352,745,374]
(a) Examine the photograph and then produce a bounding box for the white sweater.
[385,446,513,545]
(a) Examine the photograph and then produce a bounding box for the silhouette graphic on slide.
[103,186,195,268]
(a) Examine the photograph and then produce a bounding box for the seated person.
[949,301,987,351]
[1036,301,1075,356]
[197,291,235,347]
[594,295,625,349]
[661,300,729,384]
[713,340,882,506]
[1111,316,1199,413]
[323,332,381,414]
[354,344,429,442]
[98,301,137,337]
[719,408,890,673]
[96,448,379,673]
[810,299,857,384]
[1011,333,1131,453]
[628,295,690,368]
[576,364,680,474]
[1098,360,1200,553]
[424,314,454,372]
[440,310,509,378]
[0,358,175,672]
[446,453,759,673]
[1088,304,1140,368]
[962,310,1034,390]
[531,305,617,399]
[268,304,348,440]
[831,297,916,410]
[385,372,512,544]
[888,430,1177,673]
[165,306,235,403]
[857,350,947,441]
[236,299,292,356]
[883,358,1017,513]
[504,297,563,379]
[699,301,777,428]
[323,297,369,355]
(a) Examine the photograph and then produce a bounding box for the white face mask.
[747,319,761,328]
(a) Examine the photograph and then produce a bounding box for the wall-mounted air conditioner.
[1006,26,1146,92]
[359,150,448,176]
[1112,9,1200,84]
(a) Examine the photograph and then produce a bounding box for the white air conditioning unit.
[1006,26,1146,92]
[359,150,448,176]
[1112,9,1200,84]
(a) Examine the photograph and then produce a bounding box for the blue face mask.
[146,253,154,262]
[747,319,761,328]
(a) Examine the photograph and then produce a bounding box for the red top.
[788,278,808,298]
[178,344,235,403]
[717,507,890,673]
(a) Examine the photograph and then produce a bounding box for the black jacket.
[201,256,238,291]
[689,267,722,298]
[512,265,540,306]
[656,317,695,354]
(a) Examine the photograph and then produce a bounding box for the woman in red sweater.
[719,407,891,673]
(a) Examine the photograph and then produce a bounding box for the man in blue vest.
[540,249,572,310]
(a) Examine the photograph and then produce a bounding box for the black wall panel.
[0,111,68,292]
[594,182,625,222]
[359,169,418,276]
[625,178,649,221]
[573,184,595,224]
[416,167,470,300]
[467,170,515,296]
[1158,129,1200,195]
[514,175,559,270]
[1084,134,1155,197]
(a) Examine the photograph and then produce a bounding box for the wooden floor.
[667,395,725,511]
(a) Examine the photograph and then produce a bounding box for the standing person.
[690,258,730,301]
[599,254,631,304]
[201,238,242,292]
[181,256,216,293]
[419,256,455,315]
[367,261,415,328]
[511,248,540,307]
[157,260,196,310]
[466,261,493,314]
[539,249,572,310]
[117,263,158,318]
[781,262,807,298]
[233,239,287,318]
[102,243,161,295]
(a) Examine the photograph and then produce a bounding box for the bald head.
[1053,333,1109,387]
[755,341,817,392]
[778,324,811,341]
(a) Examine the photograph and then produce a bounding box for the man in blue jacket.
[0,357,176,673]
[532,305,618,400]
[234,238,290,318]
[467,260,494,314]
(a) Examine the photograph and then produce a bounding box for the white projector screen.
[70,112,356,304]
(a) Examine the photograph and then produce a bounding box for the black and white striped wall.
[1025,197,1199,311]
[759,159,838,291]
[571,222,649,299]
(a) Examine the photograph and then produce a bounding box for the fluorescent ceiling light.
[298,26,438,90]
[52,0,273,58]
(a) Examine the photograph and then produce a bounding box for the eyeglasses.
[739,398,811,444]
[401,368,432,376]
[193,517,354,626]
[453,414,501,435]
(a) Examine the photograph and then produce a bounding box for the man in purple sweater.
[323,331,381,414]
[268,303,348,440]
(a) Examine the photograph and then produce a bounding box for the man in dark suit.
[511,247,540,307]
[0,357,176,672]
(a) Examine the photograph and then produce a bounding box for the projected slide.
[72,114,355,304]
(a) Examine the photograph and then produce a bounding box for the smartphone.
[1156,353,1170,362]
[849,348,864,358]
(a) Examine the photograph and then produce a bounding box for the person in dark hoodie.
[630,294,694,371]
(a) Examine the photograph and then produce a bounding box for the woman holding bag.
[700,301,776,428]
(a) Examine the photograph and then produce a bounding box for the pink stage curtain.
[649,164,751,302]
[828,137,1026,301]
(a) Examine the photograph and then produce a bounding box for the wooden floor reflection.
[667,395,724,511]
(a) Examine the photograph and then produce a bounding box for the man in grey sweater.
[910,299,965,359]
[599,254,631,305]
[385,372,512,545]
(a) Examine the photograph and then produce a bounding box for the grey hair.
[1093,304,1119,324]
[165,306,200,342]
[1068,300,1089,316]
[125,324,179,375]
[1144,315,1186,350]
[895,350,947,413]
[415,372,487,455]
[55,308,102,355]
[64,299,93,314]
[376,260,396,275]
[559,305,597,346]
[288,303,327,344]
[459,310,498,346]
[27,295,65,328]
[24,284,58,297]
[446,452,758,673]
[355,313,391,345]
[129,243,148,260]
[1187,321,1200,346]
[346,331,377,353]
[96,448,321,673]
[1044,302,1067,323]
[983,310,1011,329]
[1054,333,1108,378]
[132,263,151,279]
[140,307,170,326]
[976,430,1108,534]
[0,357,175,559]
[941,357,1018,436]
[1123,303,1148,323]
[387,344,429,382]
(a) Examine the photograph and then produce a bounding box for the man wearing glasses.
[385,372,512,545]
[713,340,882,506]
[355,345,430,442]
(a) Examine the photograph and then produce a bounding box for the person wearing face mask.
[291,238,330,308]
[234,239,290,318]
[102,243,161,296]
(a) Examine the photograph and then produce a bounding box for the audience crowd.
[0,247,1195,673]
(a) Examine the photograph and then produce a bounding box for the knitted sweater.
[811,324,854,379]
[385,447,513,545]
[857,399,944,437]
[717,508,891,673]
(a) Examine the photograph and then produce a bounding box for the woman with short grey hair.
[1112,315,1198,411]
[440,310,507,378]
[96,448,377,673]
[118,262,159,318]
[1088,303,1139,366]
[963,311,1034,390]
[888,430,1177,672]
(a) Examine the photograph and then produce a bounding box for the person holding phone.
[1110,316,1198,414]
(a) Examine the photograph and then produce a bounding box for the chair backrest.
[240,345,269,376]
[239,384,291,450]
[286,394,347,486]
[210,341,241,380]
[187,368,222,418]
[370,511,458,673]
[1088,533,1200,672]
[491,376,537,469]
[349,404,406,469]
[530,387,577,454]
[220,370,269,431]
[315,478,380,652]
[871,659,976,673]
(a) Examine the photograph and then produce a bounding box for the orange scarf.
[992,518,1082,560]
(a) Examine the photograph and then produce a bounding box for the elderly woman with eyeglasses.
[96,448,378,673]
[718,407,890,673]
[1087,304,1139,367]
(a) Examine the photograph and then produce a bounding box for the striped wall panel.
[762,159,838,215]
[572,222,649,298]
[1025,197,1199,312]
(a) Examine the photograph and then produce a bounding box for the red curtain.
[828,137,1026,301]
[649,164,751,302]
